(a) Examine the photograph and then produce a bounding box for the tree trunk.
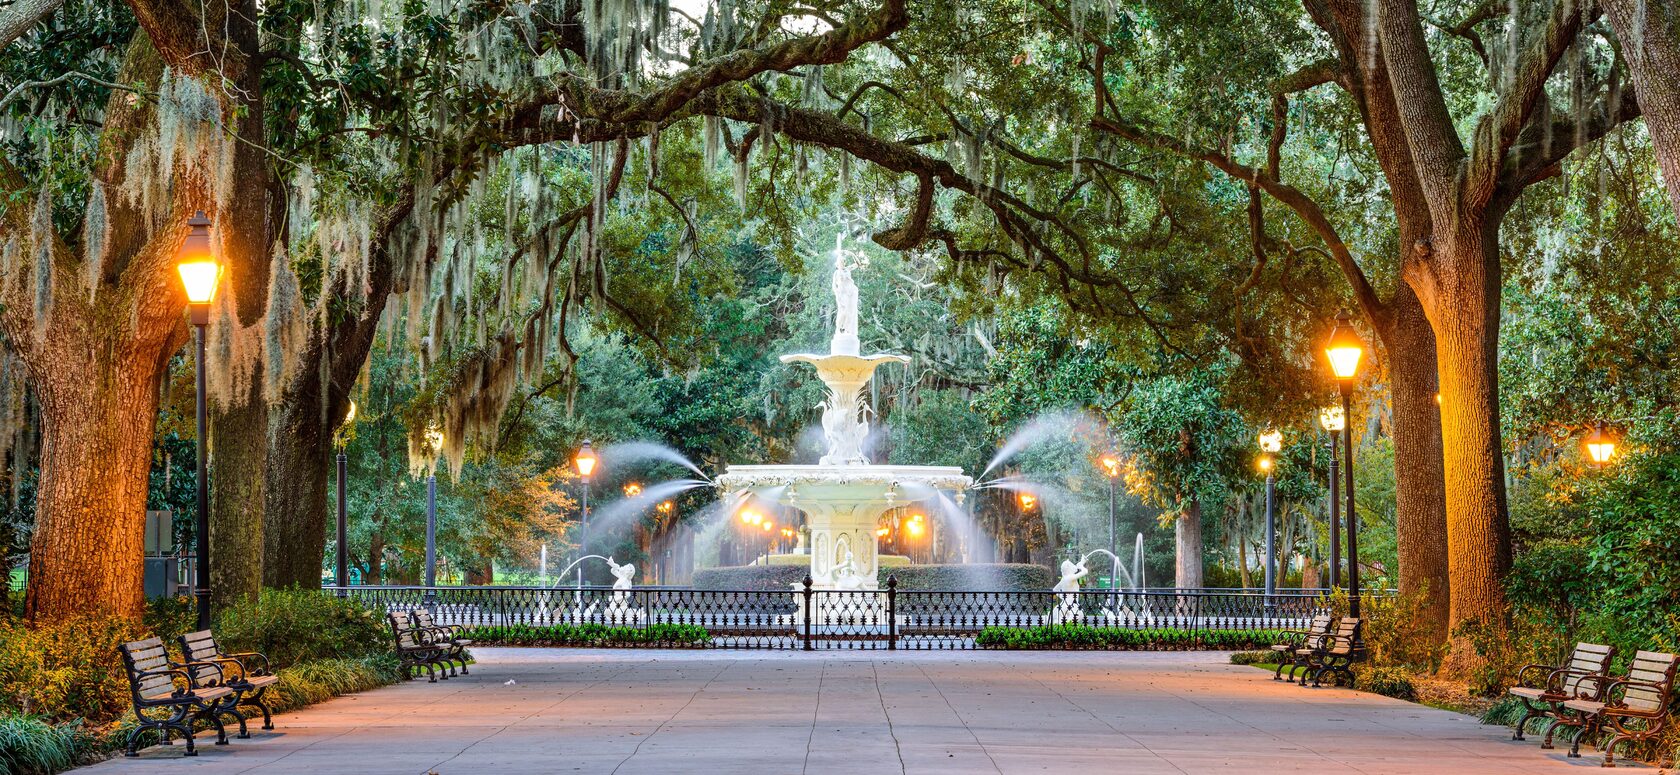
[1603,0,1680,221]
[262,392,330,588]
[366,529,384,585]
[1175,499,1203,588]
[25,348,169,620]
[1235,499,1253,589]
[210,392,265,606]
[1385,287,1451,644]
[1414,224,1512,646]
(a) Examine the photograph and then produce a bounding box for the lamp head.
[1257,453,1274,474]
[1257,429,1283,453]
[574,439,597,479]
[1317,406,1344,432]
[176,211,219,323]
[1584,426,1617,466]
[1100,455,1121,478]
[1324,312,1365,382]
[624,482,642,497]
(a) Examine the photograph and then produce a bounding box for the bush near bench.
[975,625,1284,651]
[0,590,402,775]
[463,623,711,647]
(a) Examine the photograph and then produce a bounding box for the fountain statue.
[715,232,971,603]
[1050,558,1089,624]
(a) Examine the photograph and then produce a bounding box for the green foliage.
[1228,650,1273,665]
[691,565,809,592]
[0,615,142,724]
[974,625,1282,650]
[882,564,1054,591]
[1355,666,1417,702]
[0,714,91,775]
[461,624,710,647]
[213,589,387,670]
[264,655,403,715]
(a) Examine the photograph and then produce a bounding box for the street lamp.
[1318,406,1345,589]
[423,424,443,603]
[1584,425,1617,466]
[176,211,219,630]
[1324,312,1365,618]
[573,439,596,587]
[1100,454,1120,585]
[1018,492,1037,511]
[333,400,356,596]
[1257,430,1282,606]
[624,482,642,498]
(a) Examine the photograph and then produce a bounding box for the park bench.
[178,630,279,738]
[413,609,472,677]
[1294,616,1361,687]
[389,610,449,682]
[117,637,232,757]
[1270,614,1332,683]
[1506,641,1615,746]
[1562,650,1680,767]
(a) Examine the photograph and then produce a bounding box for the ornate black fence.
[328,581,1355,651]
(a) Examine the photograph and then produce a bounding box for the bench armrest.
[172,659,227,687]
[1515,662,1561,689]
[223,651,273,676]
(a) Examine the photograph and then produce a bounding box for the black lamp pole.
[191,310,210,630]
[335,449,348,595]
[1264,466,1276,603]
[1341,384,1360,618]
[1326,430,1340,590]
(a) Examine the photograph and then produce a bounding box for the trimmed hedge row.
[974,625,1284,651]
[462,623,711,647]
[691,563,1055,592]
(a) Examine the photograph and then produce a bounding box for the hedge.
[974,625,1284,651]
[691,565,808,592]
[461,623,711,647]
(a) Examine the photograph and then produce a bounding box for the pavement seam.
[801,659,827,775]
[607,659,733,775]
[870,660,908,775]
[910,661,1004,774]
[1024,667,1189,774]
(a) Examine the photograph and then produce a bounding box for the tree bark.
[1175,499,1203,588]
[1603,0,1680,220]
[1384,288,1451,642]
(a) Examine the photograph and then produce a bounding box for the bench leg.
[125,724,151,757]
[1513,702,1539,741]
[1600,734,1626,768]
[249,688,274,731]
[177,721,198,756]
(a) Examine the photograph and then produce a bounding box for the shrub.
[462,623,710,647]
[1229,650,1273,665]
[880,564,1055,591]
[974,625,1282,651]
[691,565,808,592]
[0,614,144,724]
[0,714,91,775]
[214,588,387,669]
[1356,666,1418,701]
[264,655,404,715]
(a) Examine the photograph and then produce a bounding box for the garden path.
[82,648,1638,774]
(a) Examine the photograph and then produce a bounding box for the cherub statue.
[833,550,867,590]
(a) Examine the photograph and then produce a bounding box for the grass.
[0,715,90,775]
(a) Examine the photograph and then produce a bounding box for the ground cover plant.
[462,623,711,648]
[975,625,1283,651]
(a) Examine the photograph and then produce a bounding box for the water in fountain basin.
[601,441,710,481]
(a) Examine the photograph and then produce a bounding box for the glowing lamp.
[574,439,597,480]
[1257,429,1282,453]
[1257,453,1274,473]
[657,501,674,514]
[1324,312,1365,382]
[1584,426,1617,466]
[907,521,925,538]
[176,211,219,324]
[624,482,642,497]
[1018,493,1037,511]
[1318,406,1344,432]
[762,520,773,532]
[876,527,889,537]
[1100,455,1121,478]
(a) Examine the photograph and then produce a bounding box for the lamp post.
[1318,406,1344,589]
[573,440,597,587]
[176,211,219,630]
[423,425,442,606]
[1257,430,1282,608]
[1100,455,1120,585]
[1325,313,1365,618]
[333,401,356,596]
[1584,425,1617,466]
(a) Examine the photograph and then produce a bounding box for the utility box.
[143,510,181,599]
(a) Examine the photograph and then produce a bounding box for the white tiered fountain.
[715,235,971,596]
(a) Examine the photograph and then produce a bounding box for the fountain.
[715,234,971,596]
[548,555,644,624]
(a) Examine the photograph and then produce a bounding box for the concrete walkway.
[83,648,1636,774]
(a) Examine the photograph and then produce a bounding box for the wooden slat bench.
[1506,641,1614,746]
[118,637,232,757]
[414,609,472,678]
[179,630,279,738]
[389,610,448,682]
[1295,616,1361,688]
[1270,614,1332,683]
[1562,650,1680,767]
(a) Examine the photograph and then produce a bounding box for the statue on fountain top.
[832,550,868,590]
[830,233,867,356]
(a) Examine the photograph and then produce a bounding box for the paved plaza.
[85,648,1636,774]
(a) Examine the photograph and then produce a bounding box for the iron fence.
[329,581,1365,651]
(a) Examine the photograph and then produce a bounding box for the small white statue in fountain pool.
[1050,558,1089,624]
[830,233,867,357]
[602,558,644,623]
[832,550,868,590]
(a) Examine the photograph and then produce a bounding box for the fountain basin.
[716,464,971,590]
